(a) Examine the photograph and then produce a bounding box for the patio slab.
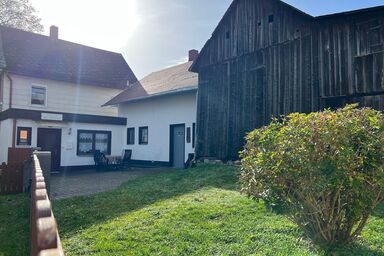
[50,167,172,200]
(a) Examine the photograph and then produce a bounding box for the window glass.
[77,130,111,155]
[139,127,148,145]
[31,86,46,106]
[127,128,135,145]
[17,127,32,146]
[95,133,109,153]
[78,132,93,154]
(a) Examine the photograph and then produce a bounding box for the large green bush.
[240,105,384,247]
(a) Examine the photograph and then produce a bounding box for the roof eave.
[103,86,198,107]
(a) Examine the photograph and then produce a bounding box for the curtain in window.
[95,133,109,153]
[79,132,93,154]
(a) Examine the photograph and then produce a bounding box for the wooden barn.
[190,0,384,161]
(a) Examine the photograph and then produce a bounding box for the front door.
[37,128,62,171]
[170,124,185,168]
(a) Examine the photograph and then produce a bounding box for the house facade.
[0,25,137,170]
[105,50,198,168]
[191,0,384,160]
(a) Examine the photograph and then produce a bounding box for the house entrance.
[37,128,62,171]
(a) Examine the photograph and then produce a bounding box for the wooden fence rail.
[31,154,64,256]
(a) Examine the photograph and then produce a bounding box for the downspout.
[0,70,4,112]
[5,73,16,148]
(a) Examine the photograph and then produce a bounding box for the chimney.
[50,25,59,39]
[188,49,199,62]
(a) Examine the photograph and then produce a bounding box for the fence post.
[30,153,64,256]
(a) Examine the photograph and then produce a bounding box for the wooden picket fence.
[0,162,23,194]
[31,154,64,256]
[0,148,32,195]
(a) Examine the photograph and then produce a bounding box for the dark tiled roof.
[0,25,138,89]
[104,61,198,105]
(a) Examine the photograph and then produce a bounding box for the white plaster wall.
[1,74,121,116]
[118,91,197,163]
[6,119,125,167]
[0,119,13,163]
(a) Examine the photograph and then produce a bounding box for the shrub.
[240,105,384,248]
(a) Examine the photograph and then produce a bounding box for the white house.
[0,25,137,171]
[104,50,198,168]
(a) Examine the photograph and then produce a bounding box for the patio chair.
[93,150,109,170]
[120,149,132,168]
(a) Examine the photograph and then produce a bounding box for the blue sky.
[32,0,384,79]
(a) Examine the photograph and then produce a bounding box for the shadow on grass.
[328,243,384,256]
[53,164,239,238]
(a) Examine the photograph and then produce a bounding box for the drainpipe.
[0,70,4,112]
[5,73,16,147]
[6,73,12,109]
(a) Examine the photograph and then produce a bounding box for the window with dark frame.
[77,130,111,155]
[31,86,46,106]
[192,123,196,148]
[139,127,148,145]
[127,127,135,145]
[186,127,191,143]
[17,127,32,146]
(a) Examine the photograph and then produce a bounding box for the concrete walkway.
[50,168,172,200]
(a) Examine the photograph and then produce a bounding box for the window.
[17,127,32,146]
[268,14,274,23]
[31,86,46,106]
[225,31,230,39]
[139,127,148,145]
[192,123,196,148]
[186,127,191,143]
[77,130,111,155]
[127,127,135,145]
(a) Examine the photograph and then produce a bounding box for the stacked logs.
[30,154,64,256]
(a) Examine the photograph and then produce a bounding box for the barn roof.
[104,61,198,106]
[0,25,138,89]
[190,0,384,72]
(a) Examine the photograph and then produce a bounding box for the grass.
[51,165,384,256]
[0,194,29,256]
[0,165,382,255]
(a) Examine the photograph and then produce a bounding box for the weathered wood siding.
[195,0,384,160]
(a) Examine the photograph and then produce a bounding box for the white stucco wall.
[118,91,197,163]
[0,119,125,166]
[1,74,121,116]
[0,119,13,163]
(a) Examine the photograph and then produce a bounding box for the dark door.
[170,124,185,168]
[37,128,62,171]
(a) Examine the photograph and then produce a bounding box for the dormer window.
[31,86,47,106]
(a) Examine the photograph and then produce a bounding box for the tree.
[0,0,43,33]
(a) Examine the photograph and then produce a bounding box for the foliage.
[0,0,43,32]
[240,105,384,248]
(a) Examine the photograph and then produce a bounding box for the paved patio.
[50,167,172,200]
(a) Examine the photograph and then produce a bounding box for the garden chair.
[120,149,132,168]
[93,150,109,170]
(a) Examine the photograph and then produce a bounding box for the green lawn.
[0,194,29,256]
[0,165,382,255]
[52,165,384,256]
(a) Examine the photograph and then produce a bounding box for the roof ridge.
[0,24,123,56]
[142,61,193,80]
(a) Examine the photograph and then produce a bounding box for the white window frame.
[30,84,48,108]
